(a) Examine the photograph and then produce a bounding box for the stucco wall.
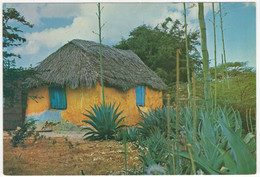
[25,84,163,127]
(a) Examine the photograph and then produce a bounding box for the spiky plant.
[82,103,126,140]
[137,106,177,138]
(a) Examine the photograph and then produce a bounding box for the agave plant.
[82,103,126,140]
[127,127,139,142]
[137,131,169,169]
[138,106,177,138]
[178,106,256,174]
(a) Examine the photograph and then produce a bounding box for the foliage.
[197,62,256,132]
[138,106,177,138]
[3,8,38,108]
[127,127,139,142]
[134,105,255,175]
[3,8,33,60]
[82,103,126,140]
[114,18,202,85]
[137,131,170,171]
[115,127,139,142]
[9,119,38,147]
[178,105,256,174]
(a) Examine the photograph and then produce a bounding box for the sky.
[2,1,256,69]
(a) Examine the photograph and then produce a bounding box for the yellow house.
[25,39,166,127]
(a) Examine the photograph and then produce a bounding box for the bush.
[82,103,126,140]
[9,119,38,147]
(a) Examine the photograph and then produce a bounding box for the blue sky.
[3,2,256,69]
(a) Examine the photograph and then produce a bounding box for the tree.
[3,8,34,107]
[3,8,33,63]
[114,17,202,86]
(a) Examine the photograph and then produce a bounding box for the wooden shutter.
[49,86,67,109]
[135,86,145,106]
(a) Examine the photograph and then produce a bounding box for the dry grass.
[3,133,141,175]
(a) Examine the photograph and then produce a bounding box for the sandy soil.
[3,131,141,175]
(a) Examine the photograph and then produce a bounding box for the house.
[24,39,166,127]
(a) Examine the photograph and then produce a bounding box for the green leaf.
[218,119,256,174]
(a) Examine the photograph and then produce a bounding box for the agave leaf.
[218,147,236,173]
[243,132,255,144]
[218,119,256,174]
[178,151,223,174]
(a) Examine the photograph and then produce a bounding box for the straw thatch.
[26,39,166,91]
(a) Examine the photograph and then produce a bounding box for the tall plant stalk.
[249,108,253,133]
[221,54,224,90]
[98,3,105,105]
[212,3,217,115]
[176,49,181,137]
[176,49,181,173]
[123,130,127,174]
[246,108,250,133]
[167,94,171,142]
[183,3,192,107]
[198,3,211,112]
[192,72,196,143]
[219,2,230,89]
[187,144,196,174]
[172,143,175,175]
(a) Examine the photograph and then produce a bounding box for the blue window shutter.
[49,86,67,109]
[135,86,145,106]
[141,86,145,106]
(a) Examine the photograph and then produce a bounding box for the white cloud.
[5,3,82,25]
[9,2,214,65]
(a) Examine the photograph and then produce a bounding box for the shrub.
[10,119,38,147]
[82,103,126,140]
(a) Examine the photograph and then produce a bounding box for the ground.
[3,131,141,175]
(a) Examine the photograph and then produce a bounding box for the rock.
[93,157,99,161]
[117,149,123,153]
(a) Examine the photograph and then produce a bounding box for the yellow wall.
[26,87,50,115]
[26,84,163,126]
[61,85,101,124]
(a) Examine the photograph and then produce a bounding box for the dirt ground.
[3,131,141,175]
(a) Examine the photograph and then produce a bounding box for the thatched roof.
[26,39,166,91]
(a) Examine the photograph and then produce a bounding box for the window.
[135,86,145,106]
[49,86,67,109]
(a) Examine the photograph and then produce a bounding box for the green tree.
[3,8,34,107]
[114,18,202,86]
